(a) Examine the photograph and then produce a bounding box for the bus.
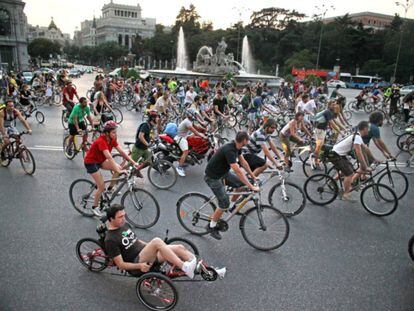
[347,75,382,89]
[339,73,352,84]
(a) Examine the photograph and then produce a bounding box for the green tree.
[173,4,201,35]
[28,38,61,59]
[284,49,315,72]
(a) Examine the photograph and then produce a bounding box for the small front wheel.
[136,272,178,311]
[121,188,160,229]
[76,238,108,272]
[240,205,289,251]
[360,183,398,217]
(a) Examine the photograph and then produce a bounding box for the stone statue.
[216,37,227,66]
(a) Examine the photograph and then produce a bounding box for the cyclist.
[104,204,197,278]
[402,90,414,123]
[19,84,33,115]
[242,118,283,176]
[175,108,207,177]
[330,85,346,108]
[204,131,259,240]
[0,100,32,159]
[279,112,312,167]
[62,80,79,114]
[329,121,371,201]
[362,111,393,161]
[83,121,139,217]
[247,93,262,133]
[66,97,95,156]
[388,84,401,118]
[355,87,369,110]
[184,86,197,107]
[212,89,228,124]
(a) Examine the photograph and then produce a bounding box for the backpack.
[164,123,178,138]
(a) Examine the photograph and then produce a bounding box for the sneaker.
[92,207,104,217]
[182,258,197,279]
[176,166,186,177]
[205,224,222,240]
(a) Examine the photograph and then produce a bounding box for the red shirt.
[84,135,118,164]
[63,86,78,103]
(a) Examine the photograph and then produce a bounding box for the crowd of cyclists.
[1,66,414,283]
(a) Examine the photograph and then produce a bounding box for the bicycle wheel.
[377,170,408,200]
[396,133,414,151]
[268,182,306,217]
[347,100,358,113]
[364,103,374,114]
[76,238,108,272]
[236,111,248,129]
[360,183,398,216]
[53,93,62,106]
[302,155,328,178]
[227,114,237,128]
[136,272,178,311]
[121,188,160,229]
[392,121,406,136]
[0,146,12,167]
[394,149,414,175]
[112,108,123,124]
[19,148,36,175]
[166,237,200,257]
[147,159,177,190]
[35,111,45,124]
[63,135,76,160]
[176,192,216,235]
[240,204,289,251]
[304,174,338,205]
[61,112,69,130]
[343,109,352,121]
[408,234,414,261]
[69,179,96,217]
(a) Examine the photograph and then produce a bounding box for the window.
[0,9,11,36]
[118,34,122,45]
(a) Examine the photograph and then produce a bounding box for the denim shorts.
[204,173,243,210]
[84,162,101,174]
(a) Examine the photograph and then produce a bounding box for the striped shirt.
[242,128,270,154]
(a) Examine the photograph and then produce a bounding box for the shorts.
[63,102,74,114]
[131,145,152,163]
[330,154,353,177]
[204,173,242,210]
[174,136,188,151]
[279,134,302,158]
[68,122,87,136]
[314,128,326,142]
[84,162,101,174]
[6,126,19,137]
[243,153,266,171]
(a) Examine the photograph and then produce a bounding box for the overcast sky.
[24,0,414,37]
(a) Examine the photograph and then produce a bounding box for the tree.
[28,38,61,59]
[173,4,201,35]
[249,7,305,30]
[284,49,316,71]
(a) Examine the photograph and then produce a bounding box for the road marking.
[30,145,63,151]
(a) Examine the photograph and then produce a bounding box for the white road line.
[29,145,63,151]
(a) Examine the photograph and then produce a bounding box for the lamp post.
[315,4,334,69]
[232,6,249,63]
[393,0,413,83]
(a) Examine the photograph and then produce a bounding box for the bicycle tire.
[121,188,160,229]
[112,108,123,124]
[302,155,328,177]
[19,147,36,175]
[396,133,414,151]
[147,159,177,190]
[408,234,414,261]
[376,170,408,200]
[166,237,200,257]
[61,112,69,130]
[62,135,76,160]
[0,146,12,167]
[76,238,108,272]
[239,204,289,251]
[35,111,45,124]
[176,192,216,236]
[136,272,178,311]
[53,94,62,106]
[394,149,414,175]
[360,183,398,217]
[69,179,96,217]
[304,174,339,205]
[268,182,306,217]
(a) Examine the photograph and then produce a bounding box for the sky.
[23,0,414,37]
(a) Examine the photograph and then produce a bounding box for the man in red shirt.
[84,121,139,217]
[63,80,80,113]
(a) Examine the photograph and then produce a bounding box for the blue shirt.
[362,123,380,145]
[248,96,262,113]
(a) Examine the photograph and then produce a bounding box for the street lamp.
[393,0,413,82]
[314,4,335,69]
[232,6,250,63]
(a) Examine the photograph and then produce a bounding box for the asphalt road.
[1,74,414,311]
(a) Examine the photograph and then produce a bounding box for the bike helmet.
[103,120,118,132]
[147,110,159,122]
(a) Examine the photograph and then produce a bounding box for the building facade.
[75,1,156,49]
[27,18,71,46]
[323,11,412,30]
[0,0,29,71]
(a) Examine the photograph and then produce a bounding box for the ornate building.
[75,1,156,49]
[27,18,71,46]
[0,0,29,71]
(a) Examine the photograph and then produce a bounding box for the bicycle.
[0,131,36,175]
[113,141,178,190]
[76,221,224,311]
[303,161,399,217]
[69,167,160,228]
[62,130,92,160]
[408,234,414,261]
[15,96,45,124]
[176,184,289,251]
[394,129,414,175]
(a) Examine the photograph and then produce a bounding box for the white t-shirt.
[155,96,171,113]
[184,90,197,104]
[177,118,192,138]
[303,100,317,115]
[332,133,363,156]
[296,101,305,113]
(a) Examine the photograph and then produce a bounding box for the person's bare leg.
[157,245,194,263]
[139,238,185,268]
[179,150,189,166]
[211,208,224,222]
[253,164,268,177]
[90,171,105,207]
[343,176,352,195]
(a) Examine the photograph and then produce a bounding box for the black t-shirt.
[20,90,31,105]
[104,224,146,263]
[135,122,151,149]
[316,109,335,130]
[205,141,241,179]
[213,97,227,115]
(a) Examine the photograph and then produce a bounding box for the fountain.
[176,27,188,71]
[148,29,282,87]
[241,36,255,74]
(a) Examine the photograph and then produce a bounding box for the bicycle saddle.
[124,141,134,146]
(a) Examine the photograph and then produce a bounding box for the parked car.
[21,71,33,84]
[327,79,347,88]
[400,85,414,96]
[68,69,81,78]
